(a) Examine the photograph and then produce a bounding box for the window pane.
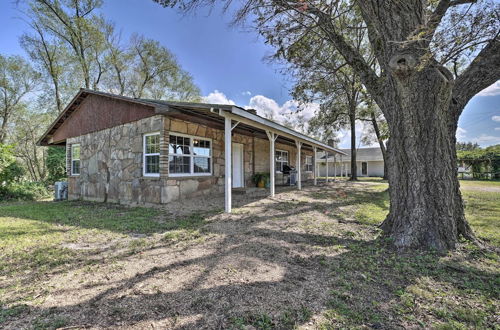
[193,139,210,156]
[194,157,211,173]
[169,155,190,174]
[145,134,160,154]
[72,160,80,174]
[145,155,160,174]
[72,145,80,159]
[169,135,190,155]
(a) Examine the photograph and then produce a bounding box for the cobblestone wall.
[67,115,313,206]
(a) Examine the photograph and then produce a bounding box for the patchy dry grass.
[0,180,498,329]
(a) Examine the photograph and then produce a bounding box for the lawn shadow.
[1,183,498,329]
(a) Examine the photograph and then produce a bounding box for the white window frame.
[168,132,212,177]
[275,149,289,173]
[143,132,161,177]
[71,144,81,176]
[305,155,313,172]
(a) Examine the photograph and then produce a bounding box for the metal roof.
[38,88,346,155]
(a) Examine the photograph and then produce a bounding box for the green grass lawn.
[0,180,498,329]
[0,201,209,312]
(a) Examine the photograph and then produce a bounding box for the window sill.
[167,175,214,180]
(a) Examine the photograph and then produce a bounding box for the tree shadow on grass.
[1,186,498,329]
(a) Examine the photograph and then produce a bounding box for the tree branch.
[414,0,477,46]
[310,9,382,98]
[451,38,500,117]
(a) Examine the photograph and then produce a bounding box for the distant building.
[317,147,385,177]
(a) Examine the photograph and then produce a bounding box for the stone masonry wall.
[67,115,314,206]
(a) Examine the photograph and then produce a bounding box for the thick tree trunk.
[380,58,475,251]
[349,109,357,181]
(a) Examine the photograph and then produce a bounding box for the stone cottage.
[39,89,346,212]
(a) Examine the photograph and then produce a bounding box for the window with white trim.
[275,150,289,172]
[305,155,313,172]
[168,134,211,176]
[143,133,160,177]
[71,144,81,175]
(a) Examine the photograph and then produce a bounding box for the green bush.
[0,182,50,201]
[0,143,25,184]
[46,146,67,184]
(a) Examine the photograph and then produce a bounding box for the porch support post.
[295,140,302,190]
[266,131,278,197]
[334,154,337,180]
[224,116,232,213]
[326,151,329,183]
[313,147,317,186]
[340,154,343,178]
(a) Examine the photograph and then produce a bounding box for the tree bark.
[379,57,474,251]
[349,102,357,181]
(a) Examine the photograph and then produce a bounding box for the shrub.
[46,146,67,184]
[0,144,25,184]
[0,182,51,201]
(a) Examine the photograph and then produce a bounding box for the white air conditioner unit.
[54,181,68,201]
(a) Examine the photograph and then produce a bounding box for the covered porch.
[154,101,347,213]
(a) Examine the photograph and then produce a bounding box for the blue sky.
[0,0,499,148]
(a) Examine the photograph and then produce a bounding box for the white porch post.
[266,131,278,197]
[295,140,302,190]
[224,116,232,213]
[313,147,317,186]
[340,154,344,178]
[326,151,329,183]
[334,154,337,180]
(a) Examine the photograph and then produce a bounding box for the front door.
[232,143,244,188]
[362,162,368,175]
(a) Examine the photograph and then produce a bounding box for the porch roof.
[38,88,346,155]
[147,100,346,155]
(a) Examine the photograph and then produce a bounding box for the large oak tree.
[154,0,500,251]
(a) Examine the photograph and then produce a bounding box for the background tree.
[0,0,202,190]
[286,15,372,181]
[0,54,39,144]
[359,97,389,180]
[154,0,500,250]
[456,141,480,151]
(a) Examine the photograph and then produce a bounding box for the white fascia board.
[229,106,347,155]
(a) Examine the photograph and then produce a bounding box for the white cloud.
[469,134,500,146]
[492,115,500,122]
[337,121,379,149]
[477,81,500,97]
[242,91,252,96]
[202,90,235,105]
[456,127,467,140]
[246,95,318,133]
[495,127,500,131]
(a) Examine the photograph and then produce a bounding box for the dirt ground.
[3,180,498,329]
[4,183,366,329]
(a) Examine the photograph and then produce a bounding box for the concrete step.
[232,187,267,195]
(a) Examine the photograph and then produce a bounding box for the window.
[275,150,289,172]
[168,134,212,176]
[362,162,368,175]
[143,133,160,177]
[71,144,80,175]
[305,155,313,172]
